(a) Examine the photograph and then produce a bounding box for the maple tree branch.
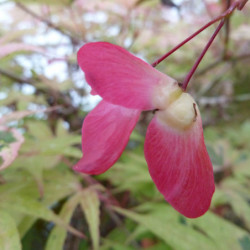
[199,93,250,107]
[222,0,232,59]
[0,68,34,84]
[16,2,78,43]
[196,53,250,76]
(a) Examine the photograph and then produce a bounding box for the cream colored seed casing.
[153,80,197,131]
[157,93,196,131]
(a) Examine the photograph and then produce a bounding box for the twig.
[235,94,250,101]
[104,207,141,249]
[199,93,250,106]
[16,2,78,43]
[223,0,231,59]
[196,53,250,76]
[0,68,34,84]
[196,59,222,76]
[81,174,141,248]
[196,67,229,97]
[233,53,250,61]
[199,95,229,106]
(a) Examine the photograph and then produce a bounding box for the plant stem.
[151,18,220,67]
[238,0,248,10]
[151,0,245,67]
[222,0,231,59]
[16,3,78,43]
[182,20,225,91]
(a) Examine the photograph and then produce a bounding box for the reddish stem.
[238,0,248,9]
[151,19,220,67]
[151,0,244,67]
[182,20,225,90]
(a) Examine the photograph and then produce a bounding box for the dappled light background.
[0,0,250,249]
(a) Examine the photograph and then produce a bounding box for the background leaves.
[0,0,250,249]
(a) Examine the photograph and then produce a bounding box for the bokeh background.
[0,0,250,249]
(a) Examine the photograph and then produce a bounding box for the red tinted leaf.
[0,127,24,171]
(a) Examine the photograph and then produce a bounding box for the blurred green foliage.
[0,0,250,249]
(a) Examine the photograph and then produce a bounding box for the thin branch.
[16,3,78,43]
[196,53,250,76]
[233,53,250,61]
[0,68,34,84]
[196,59,222,76]
[222,0,231,59]
[199,93,250,106]
[199,95,229,106]
[235,94,250,101]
